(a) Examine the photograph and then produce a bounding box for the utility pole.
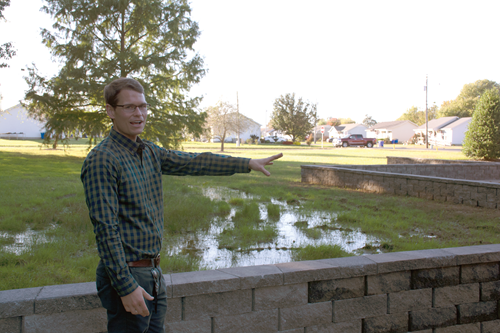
[236,92,240,147]
[425,75,428,149]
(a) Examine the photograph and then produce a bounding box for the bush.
[245,138,252,144]
[463,89,500,160]
[306,136,313,146]
[282,141,293,145]
[293,141,301,146]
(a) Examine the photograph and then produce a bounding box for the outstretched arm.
[248,153,283,176]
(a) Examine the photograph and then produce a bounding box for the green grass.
[0,143,495,291]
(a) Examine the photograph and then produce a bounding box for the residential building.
[365,120,418,143]
[413,116,460,145]
[0,104,45,139]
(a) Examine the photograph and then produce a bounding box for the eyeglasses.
[115,103,150,113]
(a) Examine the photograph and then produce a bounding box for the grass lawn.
[1,139,497,291]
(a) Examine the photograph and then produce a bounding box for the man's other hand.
[121,286,154,317]
[248,153,283,176]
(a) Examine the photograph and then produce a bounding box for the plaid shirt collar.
[109,127,145,156]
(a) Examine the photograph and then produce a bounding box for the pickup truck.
[333,134,377,148]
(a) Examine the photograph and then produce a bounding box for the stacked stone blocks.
[1,245,500,332]
[301,161,500,209]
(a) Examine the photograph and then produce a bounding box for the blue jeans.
[96,260,168,333]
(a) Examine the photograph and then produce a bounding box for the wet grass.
[0,145,497,291]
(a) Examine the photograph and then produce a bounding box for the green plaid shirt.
[81,128,250,296]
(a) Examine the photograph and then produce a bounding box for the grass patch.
[267,203,280,219]
[291,244,352,261]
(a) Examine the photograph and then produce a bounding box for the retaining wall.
[301,163,500,208]
[2,245,500,332]
[386,157,487,165]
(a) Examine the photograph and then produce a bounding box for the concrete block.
[213,309,278,333]
[277,256,376,285]
[170,269,241,297]
[365,249,456,274]
[411,266,460,289]
[458,301,498,324]
[218,264,283,289]
[388,288,432,313]
[434,323,480,333]
[481,281,500,301]
[254,283,307,310]
[23,308,106,333]
[0,287,41,319]
[332,294,386,323]
[442,244,500,265]
[0,316,21,333]
[163,274,173,298]
[477,187,497,195]
[446,196,462,204]
[434,283,479,308]
[308,276,364,303]
[461,262,500,283]
[183,289,251,321]
[410,306,457,331]
[464,199,478,206]
[34,282,101,314]
[165,317,211,333]
[165,297,182,323]
[278,329,304,333]
[367,271,411,295]
[363,312,408,333]
[279,302,332,331]
[305,320,361,332]
[482,319,500,333]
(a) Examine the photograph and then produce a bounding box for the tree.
[327,118,340,126]
[462,89,500,160]
[397,105,438,126]
[439,80,500,118]
[23,0,206,149]
[339,118,355,124]
[205,101,252,152]
[317,119,327,126]
[362,114,377,127]
[0,0,16,110]
[270,93,317,142]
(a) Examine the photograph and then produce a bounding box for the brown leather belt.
[127,255,160,267]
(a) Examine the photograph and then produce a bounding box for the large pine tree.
[23,0,206,148]
[462,89,500,160]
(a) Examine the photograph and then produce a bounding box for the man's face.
[106,89,147,141]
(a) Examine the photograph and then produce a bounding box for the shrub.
[293,141,301,146]
[282,141,293,145]
[306,136,313,146]
[245,138,252,144]
[463,89,500,160]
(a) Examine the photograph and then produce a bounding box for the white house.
[338,123,368,137]
[0,104,45,139]
[413,116,460,145]
[439,117,472,145]
[365,120,418,143]
[212,114,261,143]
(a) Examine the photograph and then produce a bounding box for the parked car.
[263,135,286,143]
[334,134,377,148]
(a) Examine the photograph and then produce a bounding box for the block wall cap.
[365,249,457,274]
[170,270,241,297]
[218,264,284,289]
[0,287,41,319]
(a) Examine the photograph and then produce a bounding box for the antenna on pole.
[425,75,428,149]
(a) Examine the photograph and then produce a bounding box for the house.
[338,123,368,137]
[413,116,460,145]
[0,104,45,139]
[365,120,418,143]
[211,114,261,143]
[439,117,472,146]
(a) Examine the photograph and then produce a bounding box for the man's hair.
[104,78,144,107]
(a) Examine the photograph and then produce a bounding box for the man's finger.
[142,289,154,301]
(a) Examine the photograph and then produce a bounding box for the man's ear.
[106,104,115,120]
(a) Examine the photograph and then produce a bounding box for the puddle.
[0,225,56,255]
[165,186,382,269]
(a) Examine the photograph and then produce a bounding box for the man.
[81,77,282,332]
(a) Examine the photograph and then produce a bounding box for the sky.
[1,0,500,127]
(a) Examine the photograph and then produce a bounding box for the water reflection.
[165,186,381,269]
[0,226,54,255]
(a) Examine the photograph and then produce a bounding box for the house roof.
[341,123,367,131]
[368,120,417,130]
[441,117,472,130]
[415,116,459,131]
